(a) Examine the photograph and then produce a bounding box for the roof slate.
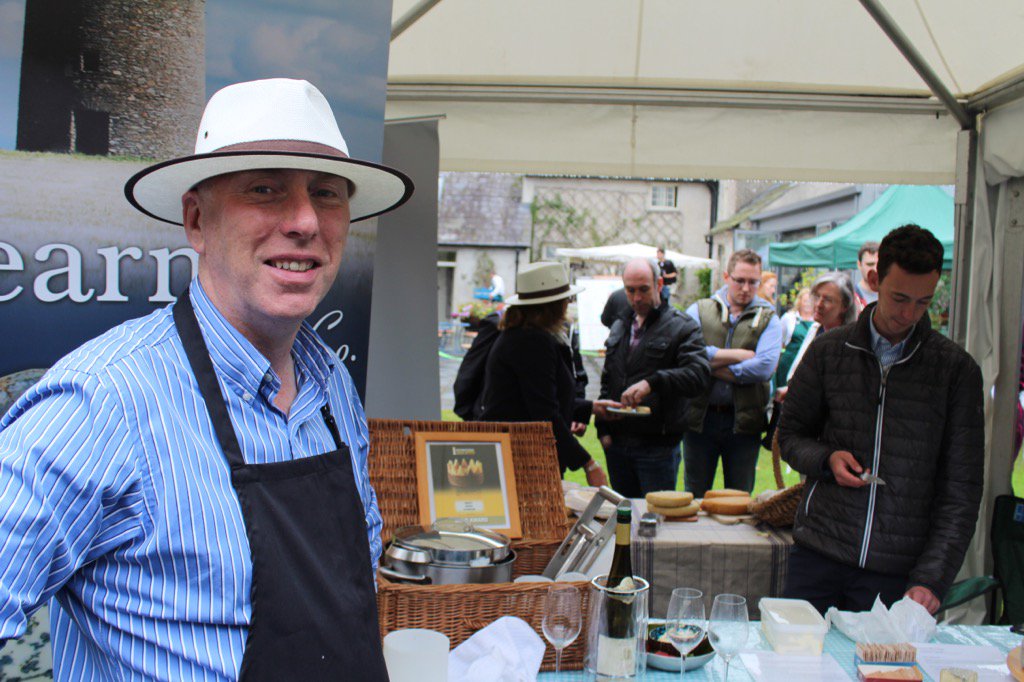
[438,172,531,246]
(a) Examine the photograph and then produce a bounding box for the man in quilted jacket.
[778,224,984,615]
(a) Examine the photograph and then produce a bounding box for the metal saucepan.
[380,523,515,585]
[379,551,516,585]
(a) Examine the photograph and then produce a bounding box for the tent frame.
[389,0,1024,622]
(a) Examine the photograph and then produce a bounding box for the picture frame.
[414,431,522,539]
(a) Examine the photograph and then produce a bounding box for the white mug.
[383,629,450,682]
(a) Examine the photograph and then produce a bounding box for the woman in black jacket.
[479,262,610,485]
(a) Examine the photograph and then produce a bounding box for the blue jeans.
[604,440,681,498]
[682,409,761,497]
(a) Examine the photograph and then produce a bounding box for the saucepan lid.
[388,519,511,565]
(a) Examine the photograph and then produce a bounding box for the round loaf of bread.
[645,491,694,508]
[703,488,749,499]
[648,501,700,518]
[700,496,751,515]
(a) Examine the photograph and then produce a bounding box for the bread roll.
[703,488,749,499]
[700,496,751,515]
[648,501,700,518]
[645,491,694,508]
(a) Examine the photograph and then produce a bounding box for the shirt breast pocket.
[645,338,670,360]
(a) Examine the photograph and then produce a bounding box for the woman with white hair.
[775,271,856,403]
[479,262,609,485]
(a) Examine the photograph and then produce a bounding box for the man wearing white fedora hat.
[0,79,411,680]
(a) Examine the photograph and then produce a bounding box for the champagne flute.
[666,587,706,681]
[542,584,582,674]
[708,594,748,682]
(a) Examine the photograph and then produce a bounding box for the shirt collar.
[868,308,913,358]
[189,279,336,404]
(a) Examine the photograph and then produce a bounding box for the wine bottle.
[597,502,636,676]
[607,503,632,588]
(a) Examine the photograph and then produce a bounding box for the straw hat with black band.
[505,262,584,306]
[124,78,413,224]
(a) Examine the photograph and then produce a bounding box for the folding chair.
[938,494,1024,624]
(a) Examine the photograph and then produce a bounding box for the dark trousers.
[682,409,761,497]
[604,440,681,498]
[784,544,910,615]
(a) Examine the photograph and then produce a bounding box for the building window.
[80,51,100,73]
[437,249,456,267]
[650,184,678,210]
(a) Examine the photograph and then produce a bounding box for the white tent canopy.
[388,0,1024,183]
[389,0,1024,623]
[555,243,717,269]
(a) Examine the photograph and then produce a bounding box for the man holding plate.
[595,258,711,497]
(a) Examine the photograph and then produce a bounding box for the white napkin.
[826,596,936,644]
[448,616,546,682]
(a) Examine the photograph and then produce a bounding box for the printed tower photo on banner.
[0,0,393,397]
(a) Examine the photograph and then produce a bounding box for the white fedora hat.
[506,262,584,306]
[124,78,413,224]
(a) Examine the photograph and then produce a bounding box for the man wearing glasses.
[682,249,781,496]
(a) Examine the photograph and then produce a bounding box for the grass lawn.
[441,410,1024,497]
[441,410,801,496]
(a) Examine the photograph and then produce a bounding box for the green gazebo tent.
[768,185,954,270]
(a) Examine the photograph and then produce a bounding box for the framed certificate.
[414,431,522,539]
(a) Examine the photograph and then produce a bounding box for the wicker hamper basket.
[748,432,805,528]
[368,419,590,672]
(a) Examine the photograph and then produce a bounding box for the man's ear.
[867,267,879,291]
[182,190,204,254]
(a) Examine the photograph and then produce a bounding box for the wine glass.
[542,584,582,674]
[708,594,749,682]
[666,587,706,681]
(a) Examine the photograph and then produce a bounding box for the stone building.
[522,176,716,270]
[17,0,205,159]
[437,172,530,320]
[437,172,720,320]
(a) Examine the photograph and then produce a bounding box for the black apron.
[173,292,389,682]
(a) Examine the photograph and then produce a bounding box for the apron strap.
[173,287,246,469]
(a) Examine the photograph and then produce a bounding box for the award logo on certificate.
[415,432,522,538]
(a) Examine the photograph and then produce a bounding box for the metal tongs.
[542,486,626,579]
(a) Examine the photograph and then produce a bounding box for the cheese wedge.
[703,488,749,499]
[700,496,751,515]
[645,491,694,508]
[648,501,700,518]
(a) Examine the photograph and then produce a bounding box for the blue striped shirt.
[869,310,914,369]
[0,280,383,680]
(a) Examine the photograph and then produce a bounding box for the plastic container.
[758,598,828,655]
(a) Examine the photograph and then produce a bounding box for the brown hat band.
[518,284,571,300]
[214,139,350,158]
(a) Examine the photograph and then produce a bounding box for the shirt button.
[242,393,252,402]
[264,372,273,382]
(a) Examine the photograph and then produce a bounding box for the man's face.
[623,264,661,317]
[858,251,879,292]
[656,249,665,261]
[183,168,351,340]
[724,260,761,308]
[868,263,940,341]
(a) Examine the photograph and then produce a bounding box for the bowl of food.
[645,623,716,672]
